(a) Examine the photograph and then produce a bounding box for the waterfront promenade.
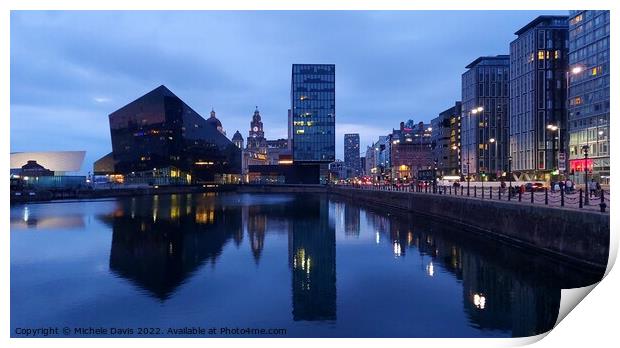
[337,183,610,213]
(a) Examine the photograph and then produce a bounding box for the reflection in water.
[11,193,603,337]
[288,196,337,321]
[101,194,242,300]
[331,198,596,337]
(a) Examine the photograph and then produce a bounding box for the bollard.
[531,190,534,203]
[498,187,501,200]
[490,187,493,199]
[545,188,548,205]
[600,190,607,213]
[449,186,452,195]
[461,186,464,196]
[518,190,522,202]
[579,189,583,208]
[561,188,565,207]
[474,186,477,198]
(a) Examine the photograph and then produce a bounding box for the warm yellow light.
[279,160,293,165]
[195,161,214,165]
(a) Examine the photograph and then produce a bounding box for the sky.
[10,10,566,173]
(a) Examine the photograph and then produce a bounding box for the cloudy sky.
[11,10,565,172]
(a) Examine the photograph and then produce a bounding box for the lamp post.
[489,137,497,180]
[508,155,513,196]
[582,145,590,205]
[547,123,560,177]
[471,106,484,183]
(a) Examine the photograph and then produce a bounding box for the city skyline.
[11,10,567,172]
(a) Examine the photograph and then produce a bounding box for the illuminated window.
[296,129,305,134]
[554,50,560,59]
[538,50,545,60]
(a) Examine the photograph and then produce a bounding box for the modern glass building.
[509,16,569,181]
[344,133,360,177]
[107,85,241,184]
[567,10,610,184]
[290,64,336,183]
[461,55,510,180]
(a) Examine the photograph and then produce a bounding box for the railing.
[335,183,609,213]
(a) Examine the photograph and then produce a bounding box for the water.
[10,193,601,338]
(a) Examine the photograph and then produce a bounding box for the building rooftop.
[514,15,569,35]
[465,55,510,69]
[10,151,85,172]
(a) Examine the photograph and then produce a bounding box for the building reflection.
[10,205,86,230]
[100,194,242,301]
[289,195,336,321]
[355,202,579,337]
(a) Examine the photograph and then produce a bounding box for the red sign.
[569,159,593,172]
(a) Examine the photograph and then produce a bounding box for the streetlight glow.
[571,66,584,74]
[489,138,495,143]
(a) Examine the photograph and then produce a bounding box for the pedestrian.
[589,179,597,197]
[550,181,556,192]
[565,178,573,193]
[553,181,560,192]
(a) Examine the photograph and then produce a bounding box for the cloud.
[11,10,567,171]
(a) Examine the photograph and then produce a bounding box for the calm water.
[10,193,601,338]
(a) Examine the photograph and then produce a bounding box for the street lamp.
[508,155,513,196]
[489,138,497,181]
[547,123,561,177]
[582,145,590,205]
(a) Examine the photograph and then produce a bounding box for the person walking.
[565,178,573,193]
[589,178,597,198]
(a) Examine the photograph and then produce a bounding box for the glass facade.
[461,56,510,178]
[567,10,610,184]
[109,85,241,184]
[509,16,568,179]
[291,64,336,164]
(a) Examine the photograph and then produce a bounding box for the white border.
[2,1,617,348]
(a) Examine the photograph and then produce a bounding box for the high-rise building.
[344,133,360,177]
[461,55,510,180]
[290,64,336,183]
[431,102,462,177]
[567,10,610,184]
[509,15,569,181]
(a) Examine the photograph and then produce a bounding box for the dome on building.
[232,130,244,141]
[206,108,225,134]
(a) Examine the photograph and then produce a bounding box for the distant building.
[390,121,433,180]
[567,10,610,184]
[291,64,336,183]
[360,156,366,176]
[364,144,376,178]
[10,151,87,190]
[431,102,462,177]
[344,133,361,177]
[328,160,349,182]
[104,85,241,184]
[509,15,569,181]
[266,138,290,165]
[461,55,510,180]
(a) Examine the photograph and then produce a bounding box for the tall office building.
[344,133,361,177]
[509,15,569,181]
[567,10,610,184]
[461,55,510,180]
[431,102,462,177]
[290,64,336,183]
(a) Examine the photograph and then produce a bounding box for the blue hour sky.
[10,10,566,172]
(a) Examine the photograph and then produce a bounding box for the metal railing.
[336,183,609,213]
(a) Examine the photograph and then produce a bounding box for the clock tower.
[247,107,266,150]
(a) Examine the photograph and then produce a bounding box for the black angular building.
[106,85,241,184]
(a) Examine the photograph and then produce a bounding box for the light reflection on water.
[10,193,601,337]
